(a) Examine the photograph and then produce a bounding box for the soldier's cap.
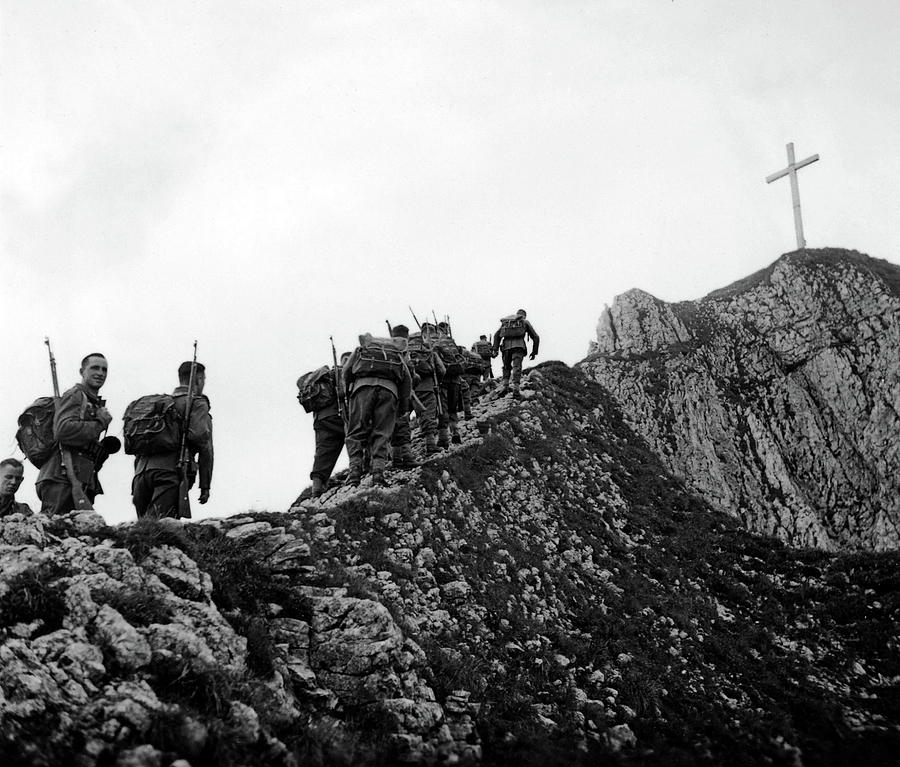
[479,335,487,340]
[392,324,410,337]
[516,308,527,316]
[420,322,436,330]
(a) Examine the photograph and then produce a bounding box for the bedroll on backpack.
[351,335,407,384]
[499,314,527,339]
[123,394,182,456]
[16,397,57,468]
[297,366,337,413]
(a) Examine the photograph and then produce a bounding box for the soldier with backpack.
[387,325,425,469]
[407,324,445,455]
[433,321,464,446]
[460,346,486,419]
[35,352,115,514]
[492,309,540,399]
[299,351,350,498]
[471,335,495,380]
[342,332,412,487]
[126,360,213,518]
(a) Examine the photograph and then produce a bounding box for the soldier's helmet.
[392,324,410,339]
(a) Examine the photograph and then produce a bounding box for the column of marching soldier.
[2,310,539,517]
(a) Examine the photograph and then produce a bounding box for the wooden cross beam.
[766,142,819,250]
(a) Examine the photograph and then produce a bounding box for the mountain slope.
[3,363,898,766]
[582,248,900,550]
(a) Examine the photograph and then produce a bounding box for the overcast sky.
[3,1,899,524]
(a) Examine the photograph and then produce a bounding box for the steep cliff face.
[583,249,900,551]
[3,364,898,766]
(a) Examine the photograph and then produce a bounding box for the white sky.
[3,1,899,523]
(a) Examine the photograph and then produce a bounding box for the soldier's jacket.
[493,319,540,355]
[36,384,108,491]
[0,497,33,517]
[134,386,214,491]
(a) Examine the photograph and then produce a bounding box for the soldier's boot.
[371,468,388,487]
[437,428,451,448]
[497,379,509,396]
[346,466,363,487]
[425,437,442,454]
[464,409,474,420]
[311,477,326,497]
[393,445,422,469]
[511,387,521,400]
[451,434,462,444]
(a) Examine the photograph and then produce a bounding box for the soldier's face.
[0,465,24,497]
[81,356,108,390]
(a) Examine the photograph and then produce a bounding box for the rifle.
[176,341,198,519]
[386,320,393,337]
[409,307,442,415]
[330,336,349,425]
[45,337,93,511]
[408,306,422,331]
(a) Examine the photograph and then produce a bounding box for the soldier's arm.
[198,417,213,492]
[492,328,502,354]
[54,389,105,447]
[433,352,446,377]
[399,365,412,412]
[526,322,540,356]
[187,396,212,447]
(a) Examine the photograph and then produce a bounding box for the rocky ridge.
[583,248,900,551]
[2,362,899,766]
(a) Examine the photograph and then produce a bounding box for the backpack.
[407,335,435,376]
[16,397,57,468]
[434,336,464,377]
[473,340,493,356]
[463,349,486,376]
[351,334,407,384]
[296,366,337,413]
[499,314,527,339]
[123,394,183,456]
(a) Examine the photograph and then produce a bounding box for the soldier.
[434,322,464,445]
[0,458,33,517]
[471,335,494,380]
[131,361,213,518]
[36,352,115,514]
[459,346,485,419]
[388,325,423,469]
[492,309,540,398]
[343,333,412,487]
[408,324,445,455]
[308,352,350,498]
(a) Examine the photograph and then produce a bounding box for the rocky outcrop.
[583,249,900,550]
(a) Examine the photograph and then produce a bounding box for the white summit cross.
[766,142,820,250]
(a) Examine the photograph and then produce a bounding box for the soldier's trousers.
[480,356,494,379]
[438,379,461,445]
[36,480,98,516]
[412,387,438,447]
[311,414,346,483]
[501,349,527,390]
[346,385,397,473]
[132,468,181,519]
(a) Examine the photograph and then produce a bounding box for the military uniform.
[36,384,109,514]
[433,327,463,446]
[493,315,540,396]
[407,331,444,455]
[310,369,346,496]
[471,338,494,380]
[0,497,33,517]
[132,387,213,519]
[343,341,413,485]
